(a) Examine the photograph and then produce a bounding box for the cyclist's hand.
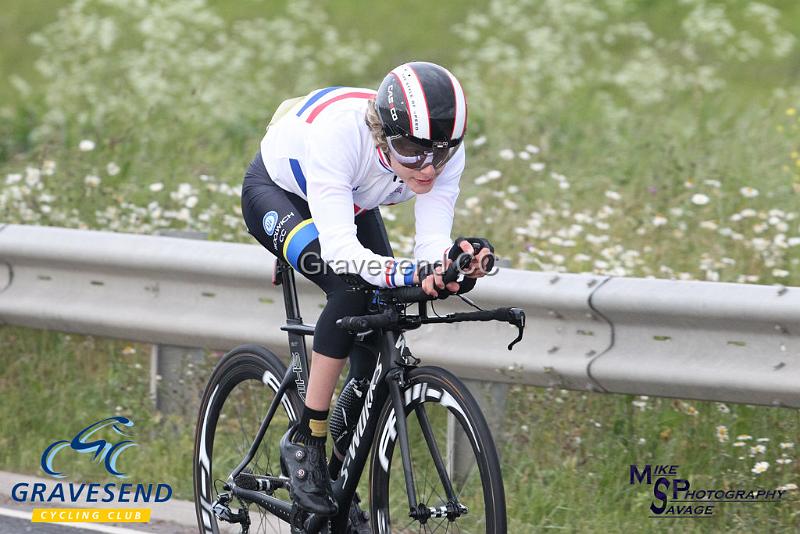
[465,247,492,278]
[449,237,495,279]
[414,262,459,297]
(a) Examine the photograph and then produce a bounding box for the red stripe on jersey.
[306,92,374,123]
[385,262,393,287]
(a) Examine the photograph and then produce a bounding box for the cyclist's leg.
[344,206,393,383]
[243,150,369,408]
[241,153,378,514]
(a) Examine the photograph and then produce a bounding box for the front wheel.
[369,366,507,533]
[193,344,302,534]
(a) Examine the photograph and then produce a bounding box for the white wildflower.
[499,148,515,160]
[530,162,546,172]
[703,179,721,188]
[518,151,530,160]
[486,170,502,180]
[751,461,769,474]
[185,195,199,209]
[740,186,759,198]
[779,442,795,449]
[652,215,668,226]
[737,434,753,441]
[691,193,710,205]
[777,483,797,491]
[25,167,41,187]
[106,162,120,176]
[740,208,757,218]
[42,160,56,175]
[472,135,487,147]
[464,197,480,210]
[525,144,540,154]
[149,182,164,192]
[716,425,729,443]
[84,175,101,187]
[772,269,789,278]
[605,191,621,201]
[6,173,22,184]
[79,139,96,151]
[503,199,519,210]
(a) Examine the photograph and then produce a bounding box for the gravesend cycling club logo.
[10,416,173,524]
[41,416,137,478]
[629,464,786,518]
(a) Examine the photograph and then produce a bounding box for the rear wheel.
[193,345,302,534]
[369,366,506,533]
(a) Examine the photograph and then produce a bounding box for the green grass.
[1,326,797,532]
[2,0,800,530]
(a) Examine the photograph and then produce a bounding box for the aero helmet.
[375,61,467,169]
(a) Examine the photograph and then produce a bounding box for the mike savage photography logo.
[11,416,173,524]
[629,463,787,518]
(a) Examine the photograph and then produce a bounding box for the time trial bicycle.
[193,247,525,533]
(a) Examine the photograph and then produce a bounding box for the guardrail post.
[150,230,208,416]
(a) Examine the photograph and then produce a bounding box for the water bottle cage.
[329,377,370,458]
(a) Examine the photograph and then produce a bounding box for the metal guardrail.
[0,224,797,408]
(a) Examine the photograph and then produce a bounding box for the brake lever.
[507,307,526,351]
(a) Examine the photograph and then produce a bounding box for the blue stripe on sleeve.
[289,159,307,196]
[403,262,415,286]
[295,87,342,117]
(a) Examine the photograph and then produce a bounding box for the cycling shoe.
[280,426,338,517]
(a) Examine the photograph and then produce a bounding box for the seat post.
[275,259,302,322]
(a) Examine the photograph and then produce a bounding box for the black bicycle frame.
[226,261,444,533]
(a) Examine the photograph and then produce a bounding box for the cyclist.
[241,61,493,517]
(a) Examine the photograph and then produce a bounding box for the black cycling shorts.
[241,151,392,369]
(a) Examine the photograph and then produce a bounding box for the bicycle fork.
[386,367,469,524]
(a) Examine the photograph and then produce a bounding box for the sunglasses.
[386,135,458,170]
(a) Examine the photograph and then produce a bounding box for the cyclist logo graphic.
[41,416,138,479]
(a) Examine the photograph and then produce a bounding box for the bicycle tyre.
[194,344,302,534]
[369,366,507,533]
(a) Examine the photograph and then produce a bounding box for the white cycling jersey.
[260,86,465,288]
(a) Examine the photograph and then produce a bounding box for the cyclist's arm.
[304,120,415,288]
[413,144,465,265]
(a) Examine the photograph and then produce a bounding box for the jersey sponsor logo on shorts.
[262,211,278,236]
